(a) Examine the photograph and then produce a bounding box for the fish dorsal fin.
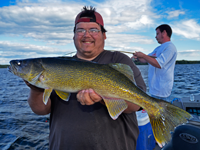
[55,90,71,101]
[102,97,128,120]
[43,88,53,105]
[109,63,136,83]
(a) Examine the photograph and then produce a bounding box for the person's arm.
[133,52,161,68]
[123,101,140,113]
[25,81,51,115]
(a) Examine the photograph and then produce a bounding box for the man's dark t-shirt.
[49,50,146,150]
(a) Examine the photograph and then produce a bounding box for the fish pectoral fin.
[55,90,70,101]
[43,88,53,105]
[108,63,136,84]
[102,97,128,120]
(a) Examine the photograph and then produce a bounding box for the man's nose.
[83,30,91,37]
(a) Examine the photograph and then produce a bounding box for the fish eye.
[17,61,21,66]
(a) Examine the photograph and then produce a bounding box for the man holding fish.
[9,6,192,149]
[25,6,146,150]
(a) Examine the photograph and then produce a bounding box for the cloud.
[105,33,154,55]
[178,49,200,55]
[0,41,72,58]
[125,15,154,30]
[172,19,200,40]
[0,2,81,44]
[97,0,156,30]
[0,0,156,43]
[166,10,185,19]
[0,1,156,46]
[1,0,199,63]
[106,33,153,47]
[177,49,200,60]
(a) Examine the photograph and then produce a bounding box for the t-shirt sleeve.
[156,44,177,68]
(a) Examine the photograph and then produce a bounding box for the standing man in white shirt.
[133,24,177,102]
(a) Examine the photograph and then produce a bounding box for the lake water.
[0,64,200,149]
[138,64,200,99]
[0,68,49,150]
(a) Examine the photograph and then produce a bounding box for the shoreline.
[135,60,200,65]
[0,65,9,68]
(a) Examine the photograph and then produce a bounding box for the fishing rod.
[107,50,156,58]
[64,50,156,58]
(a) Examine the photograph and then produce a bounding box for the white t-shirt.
[148,41,177,97]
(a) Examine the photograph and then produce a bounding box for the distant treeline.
[1,60,200,68]
[134,60,200,65]
[0,65,9,68]
[175,60,200,64]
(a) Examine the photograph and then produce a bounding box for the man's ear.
[103,32,106,40]
[162,30,167,37]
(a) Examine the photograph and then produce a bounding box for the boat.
[138,95,200,150]
[172,95,200,117]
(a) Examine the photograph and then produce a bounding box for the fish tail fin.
[148,100,193,147]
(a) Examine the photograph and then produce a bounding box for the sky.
[0,0,200,64]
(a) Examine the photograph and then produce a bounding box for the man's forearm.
[28,90,51,115]
[144,55,161,68]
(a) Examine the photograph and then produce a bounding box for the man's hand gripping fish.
[8,57,192,147]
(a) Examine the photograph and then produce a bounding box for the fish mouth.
[7,64,16,74]
[7,65,12,72]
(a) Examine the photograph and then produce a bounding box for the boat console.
[172,95,200,117]
[162,95,200,150]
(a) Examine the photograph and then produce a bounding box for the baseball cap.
[75,11,104,27]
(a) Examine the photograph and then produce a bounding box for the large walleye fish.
[9,57,192,147]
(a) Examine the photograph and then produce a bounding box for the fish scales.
[41,58,133,98]
[8,57,193,147]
